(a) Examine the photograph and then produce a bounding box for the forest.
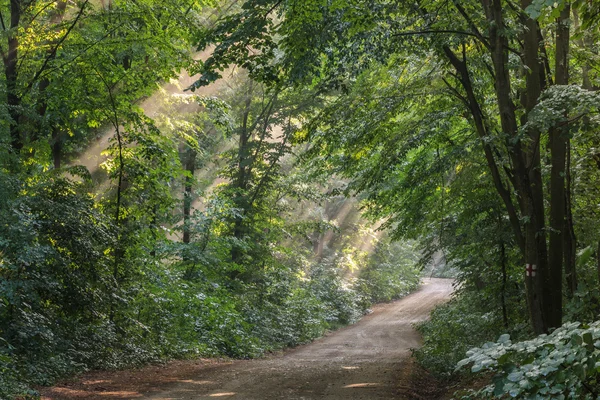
[1,0,600,399]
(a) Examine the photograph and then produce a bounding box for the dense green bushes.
[358,240,421,304]
[456,321,600,399]
[0,2,425,398]
[414,291,528,378]
[414,258,600,400]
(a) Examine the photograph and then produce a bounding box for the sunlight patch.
[177,379,214,385]
[98,391,142,397]
[343,383,381,388]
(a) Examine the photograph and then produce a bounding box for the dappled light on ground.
[40,360,229,400]
[343,382,382,388]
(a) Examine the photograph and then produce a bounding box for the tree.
[0,0,207,167]
[196,0,600,334]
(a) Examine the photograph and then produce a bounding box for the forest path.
[41,278,453,400]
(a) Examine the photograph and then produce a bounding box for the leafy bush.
[456,321,600,399]
[357,240,421,304]
[414,290,526,378]
[564,251,600,324]
[0,351,37,400]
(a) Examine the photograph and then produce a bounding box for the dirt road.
[42,278,452,400]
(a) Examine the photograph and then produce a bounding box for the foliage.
[414,290,529,379]
[0,170,115,396]
[456,321,600,399]
[0,51,422,400]
[195,0,600,397]
[357,239,421,304]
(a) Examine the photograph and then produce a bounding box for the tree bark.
[182,148,196,245]
[500,240,509,329]
[479,0,549,333]
[565,140,577,296]
[230,83,254,264]
[522,8,551,333]
[597,241,600,288]
[442,46,525,255]
[52,128,62,169]
[547,3,570,327]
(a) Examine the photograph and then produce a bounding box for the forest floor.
[40,278,454,400]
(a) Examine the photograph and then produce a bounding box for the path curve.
[41,278,452,400]
[147,278,453,400]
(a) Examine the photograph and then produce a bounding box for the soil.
[40,278,454,400]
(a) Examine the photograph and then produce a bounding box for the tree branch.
[0,10,6,31]
[27,1,56,26]
[443,44,525,253]
[36,22,127,80]
[393,29,488,42]
[442,77,469,107]
[24,0,89,94]
[452,0,491,49]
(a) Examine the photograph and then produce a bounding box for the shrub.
[457,321,600,399]
[414,291,523,378]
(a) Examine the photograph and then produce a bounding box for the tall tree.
[195,0,598,333]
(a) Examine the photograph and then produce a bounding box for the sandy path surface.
[41,278,452,400]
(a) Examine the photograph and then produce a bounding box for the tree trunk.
[182,148,196,245]
[480,0,549,333]
[5,0,22,153]
[597,241,600,288]
[230,85,253,264]
[52,128,62,169]
[442,45,525,254]
[564,141,577,296]
[546,3,570,327]
[500,240,509,329]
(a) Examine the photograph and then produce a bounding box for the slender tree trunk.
[5,0,22,153]
[565,141,577,296]
[575,5,597,291]
[500,240,509,329]
[97,75,124,323]
[183,148,196,245]
[231,85,253,264]
[40,1,68,166]
[150,204,158,258]
[108,122,124,323]
[547,3,570,327]
[113,123,124,273]
[597,241,600,287]
[52,128,62,169]
[562,6,577,296]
